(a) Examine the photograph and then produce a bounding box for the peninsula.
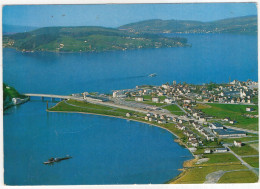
[41,80,259,183]
[2,26,188,53]
[3,83,28,109]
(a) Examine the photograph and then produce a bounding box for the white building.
[12,98,22,105]
[152,97,160,103]
[135,97,144,102]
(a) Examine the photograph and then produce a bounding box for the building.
[215,148,228,153]
[234,141,242,147]
[12,98,22,105]
[210,122,224,129]
[152,97,160,103]
[126,113,131,117]
[135,97,144,102]
[213,129,246,138]
[164,98,174,104]
[246,107,254,112]
[204,149,211,154]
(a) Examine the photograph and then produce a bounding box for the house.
[184,131,194,137]
[215,148,228,153]
[158,120,166,124]
[152,97,160,103]
[148,117,156,122]
[246,107,254,112]
[146,113,153,117]
[191,140,199,147]
[164,98,174,104]
[234,141,242,147]
[176,124,185,130]
[154,114,160,118]
[144,116,149,120]
[135,96,144,102]
[229,120,237,124]
[126,113,131,117]
[183,99,191,104]
[223,117,230,122]
[204,149,211,154]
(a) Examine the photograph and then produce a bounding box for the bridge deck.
[24,93,81,99]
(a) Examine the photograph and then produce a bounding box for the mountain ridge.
[118,15,257,34]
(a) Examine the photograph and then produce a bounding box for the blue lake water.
[3,34,258,185]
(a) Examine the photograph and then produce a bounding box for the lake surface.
[3,34,258,185]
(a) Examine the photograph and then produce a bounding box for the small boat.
[148,73,157,77]
[43,155,72,165]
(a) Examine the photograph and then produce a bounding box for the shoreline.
[47,104,196,184]
[3,43,189,54]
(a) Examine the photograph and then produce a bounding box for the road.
[224,145,259,176]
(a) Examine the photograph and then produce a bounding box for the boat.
[43,155,72,165]
[148,73,157,77]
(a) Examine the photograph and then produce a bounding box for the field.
[163,104,185,116]
[230,144,259,156]
[49,99,145,118]
[171,164,247,184]
[221,136,259,143]
[242,157,259,168]
[196,103,258,131]
[202,153,240,164]
[218,170,258,183]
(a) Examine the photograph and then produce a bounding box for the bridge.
[24,93,83,101]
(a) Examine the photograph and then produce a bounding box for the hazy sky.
[2,3,257,27]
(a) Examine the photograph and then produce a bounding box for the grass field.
[221,136,259,143]
[230,144,259,156]
[242,157,259,168]
[196,103,258,131]
[202,153,240,164]
[172,164,247,184]
[49,100,145,118]
[163,104,185,116]
[218,170,258,183]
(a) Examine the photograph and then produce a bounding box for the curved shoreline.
[47,109,181,138]
[47,107,195,184]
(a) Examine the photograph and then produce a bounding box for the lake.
[3,33,258,185]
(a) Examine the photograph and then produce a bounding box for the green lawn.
[218,170,258,183]
[196,103,258,131]
[242,157,259,168]
[163,104,185,116]
[221,136,259,143]
[202,153,240,164]
[230,144,259,156]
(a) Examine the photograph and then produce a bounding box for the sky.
[2,3,257,28]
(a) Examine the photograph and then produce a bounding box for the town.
[25,79,258,183]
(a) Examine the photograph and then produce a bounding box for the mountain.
[3,26,188,52]
[2,24,39,34]
[118,15,257,34]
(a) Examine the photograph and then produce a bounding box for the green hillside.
[3,83,26,108]
[3,26,188,52]
[119,15,257,34]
